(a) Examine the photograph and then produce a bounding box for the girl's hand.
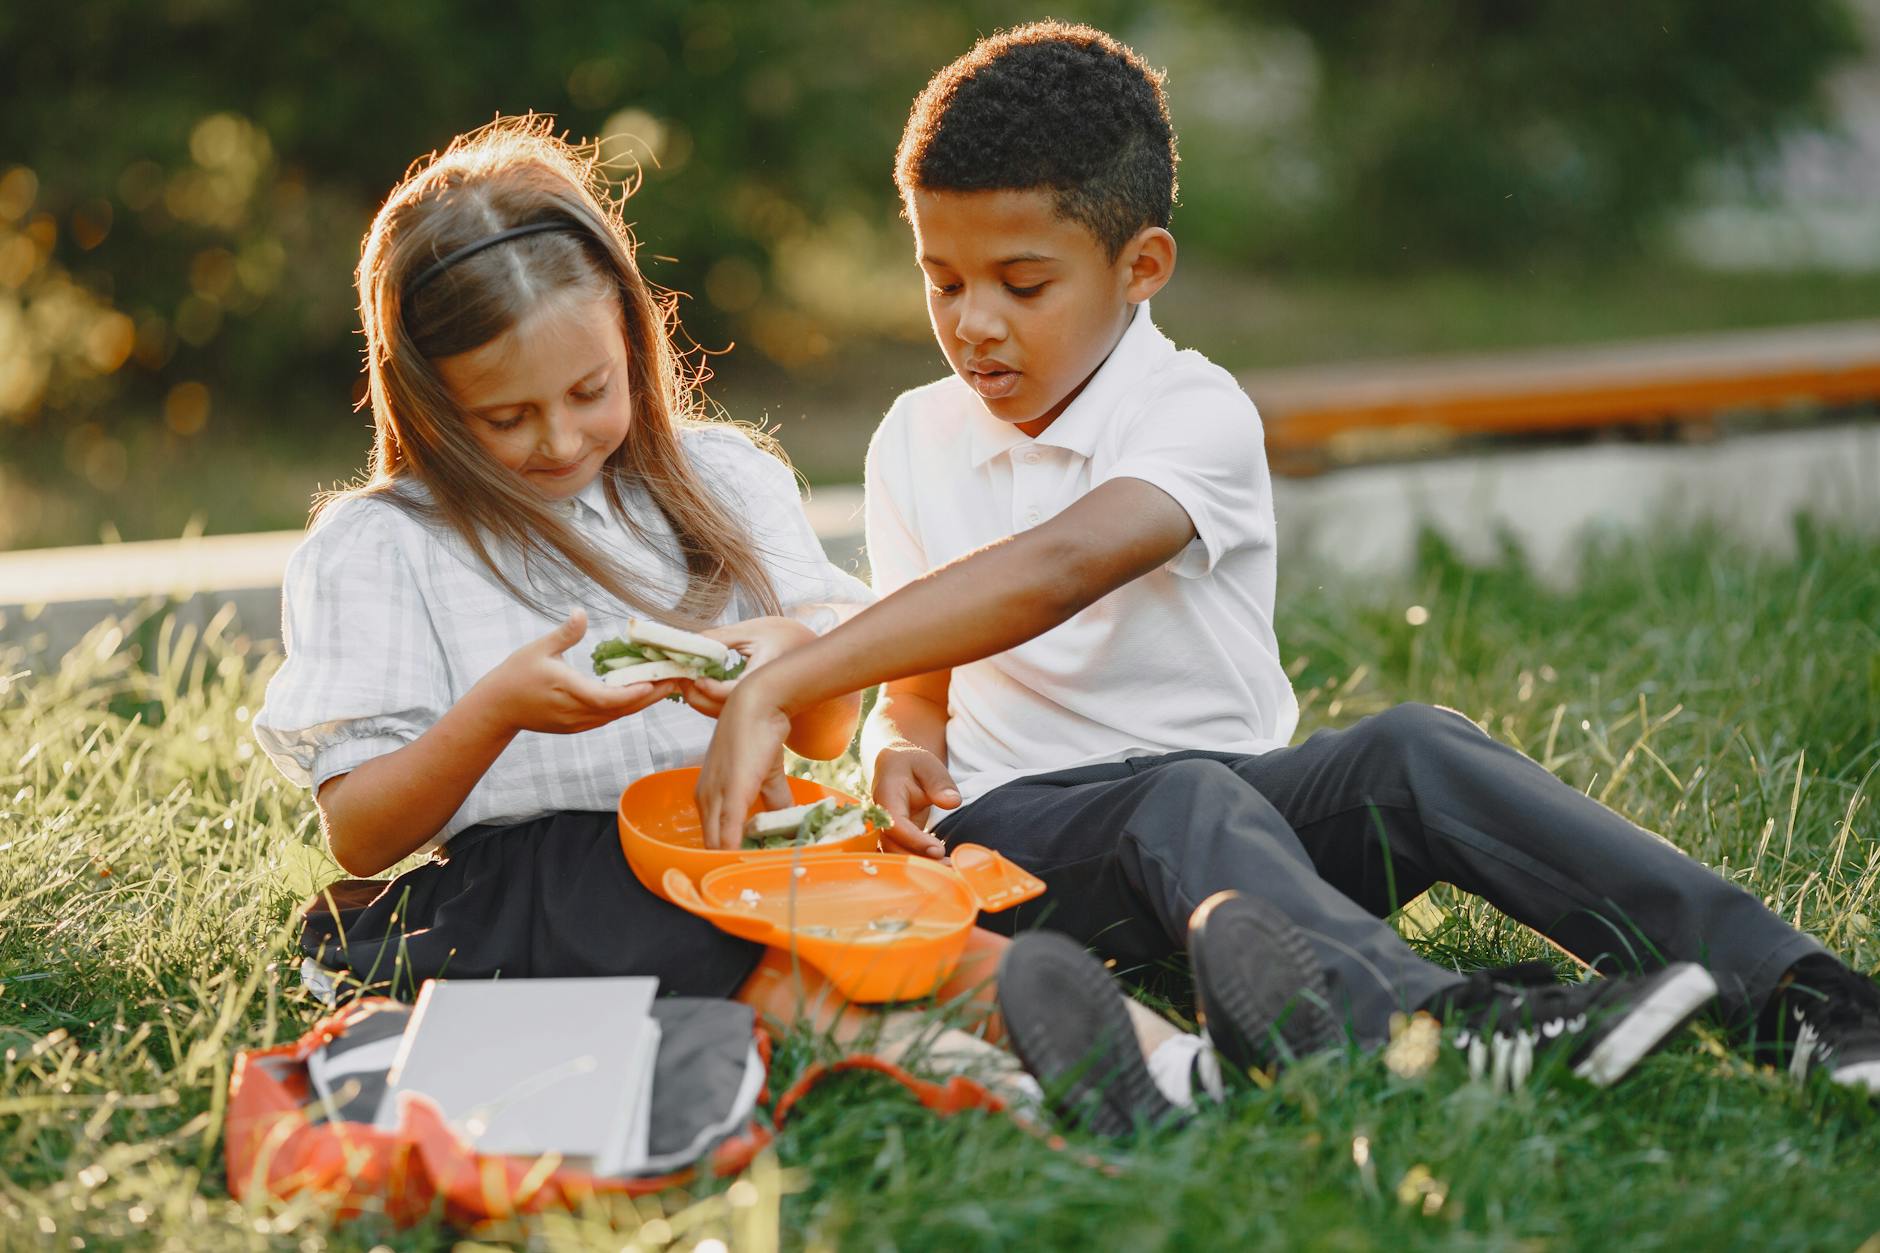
[870,743,956,858]
[682,615,817,718]
[477,610,682,735]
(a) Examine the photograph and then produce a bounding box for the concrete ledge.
[0,488,868,662]
[0,530,305,605]
[1270,419,1880,585]
[7,425,1878,664]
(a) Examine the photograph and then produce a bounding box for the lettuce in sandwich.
[592,619,747,685]
[743,799,893,850]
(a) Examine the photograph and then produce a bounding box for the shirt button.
[1023,508,1042,525]
[1021,449,1042,465]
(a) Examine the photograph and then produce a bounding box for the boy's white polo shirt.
[865,304,1299,806]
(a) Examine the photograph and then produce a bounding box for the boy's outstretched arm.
[696,477,1196,850]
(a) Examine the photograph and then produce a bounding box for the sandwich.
[743,798,893,850]
[591,619,748,686]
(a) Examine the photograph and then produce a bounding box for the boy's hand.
[696,671,795,851]
[871,743,957,858]
[478,610,681,734]
[758,751,797,811]
[682,616,817,718]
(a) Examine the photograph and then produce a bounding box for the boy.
[696,22,1879,1115]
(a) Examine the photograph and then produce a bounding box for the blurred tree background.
[1,0,1873,549]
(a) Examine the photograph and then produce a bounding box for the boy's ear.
[1120,226,1176,304]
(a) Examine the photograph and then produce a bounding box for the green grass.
[3,523,1880,1250]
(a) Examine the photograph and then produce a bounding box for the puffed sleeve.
[686,426,874,621]
[1096,369,1274,579]
[252,498,450,789]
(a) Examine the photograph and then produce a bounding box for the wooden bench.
[1242,320,1880,474]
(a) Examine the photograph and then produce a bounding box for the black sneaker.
[996,931,1182,1137]
[1187,891,1337,1077]
[1423,960,1718,1089]
[1756,954,1880,1095]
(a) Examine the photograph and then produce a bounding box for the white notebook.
[373,977,661,1176]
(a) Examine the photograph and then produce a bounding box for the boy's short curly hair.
[895,21,1178,259]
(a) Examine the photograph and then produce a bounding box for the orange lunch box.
[617,766,881,901]
[660,845,1045,1003]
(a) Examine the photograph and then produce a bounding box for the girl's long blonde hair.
[331,115,780,628]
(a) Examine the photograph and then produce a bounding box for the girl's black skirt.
[299,811,764,1002]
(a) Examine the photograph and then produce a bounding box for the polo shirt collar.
[964,302,1172,467]
[964,400,1028,468]
[567,472,613,522]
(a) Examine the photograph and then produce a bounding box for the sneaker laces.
[1774,958,1880,1079]
[1422,963,1597,1089]
[1420,962,1569,1018]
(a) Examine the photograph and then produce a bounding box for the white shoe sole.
[1573,963,1718,1087]
[1827,1058,1880,1094]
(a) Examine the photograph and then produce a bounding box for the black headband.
[405,220,585,297]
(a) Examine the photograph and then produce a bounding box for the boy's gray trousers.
[935,703,1825,1042]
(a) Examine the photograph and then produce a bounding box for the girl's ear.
[1120,226,1176,304]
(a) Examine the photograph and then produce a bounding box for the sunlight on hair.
[333,113,785,629]
[597,108,671,193]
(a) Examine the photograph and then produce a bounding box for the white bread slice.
[744,799,832,837]
[598,659,694,686]
[815,806,868,842]
[627,618,733,667]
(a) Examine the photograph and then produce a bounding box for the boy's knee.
[1120,758,1271,853]
[1140,757,1247,806]
[1332,704,1491,788]
[1362,702,1485,754]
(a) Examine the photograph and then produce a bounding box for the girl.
[253,117,1275,1133]
[252,116,873,1006]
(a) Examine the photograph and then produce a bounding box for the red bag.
[225,996,1013,1228]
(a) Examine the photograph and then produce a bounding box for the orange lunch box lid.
[617,766,881,901]
[660,846,1045,1003]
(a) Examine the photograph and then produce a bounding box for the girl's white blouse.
[254,426,872,844]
